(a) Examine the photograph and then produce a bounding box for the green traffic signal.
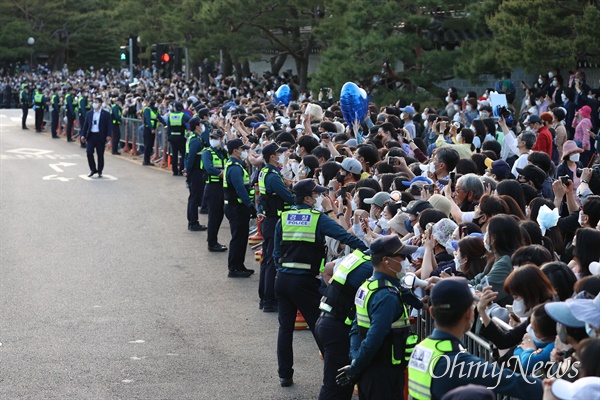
[120,52,127,61]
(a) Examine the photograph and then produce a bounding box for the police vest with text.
[279,209,325,274]
[258,167,291,217]
[355,279,418,368]
[34,92,44,108]
[169,112,184,135]
[319,250,371,324]
[206,148,228,183]
[408,338,454,400]
[223,159,254,204]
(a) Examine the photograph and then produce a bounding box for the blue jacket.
[274,204,368,275]
[514,340,555,375]
[81,109,112,140]
[425,329,542,400]
[259,163,294,214]
[225,156,253,208]
[65,94,75,114]
[51,95,60,113]
[202,146,227,177]
[111,104,122,125]
[349,271,404,374]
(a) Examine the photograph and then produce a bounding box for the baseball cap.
[388,212,409,236]
[262,143,287,161]
[404,200,433,216]
[341,158,363,175]
[544,302,586,328]
[226,139,250,154]
[516,164,546,189]
[441,384,495,400]
[401,176,433,187]
[566,293,600,329]
[370,235,418,257]
[551,377,600,400]
[430,277,477,312]
[484,158,512,180]
[293,178,327,198]
[450,233,484,251]
[197,108,211,118]
[400,106,415,115]
[364,192,392,208]
[210,130,224,139]
[528,115,542,124]
[429,194,452,217]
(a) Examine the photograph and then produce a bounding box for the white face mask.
[480,112,489,118]
[92,102,100,109]
[578,211,584,227]
[466,105,472,112]
[413,224,421,237]
[318,174,325,185]
[453,104,460,111]
[535,100,542,106]
[378,217,390,230]
[512,298,531,318]
[240,150,248,161]
[388,258,409,280]
[570,153,580,162]
[561,93,567,102]
[538,78,543,85]
[588,95,594,100]
[445,96,451,103]
[525,99,531,107]
[102,102,107,108]
[527,323,552,345]
[552,80,558,87]
[484,232,492,252]
[424,120,429,129]
[429,162,436,174]
[350,199,358,211]
[314,195,323,209]
[209,139,221,148]
[548,72,554,79]
[278,153,285,165]
[585,322,597,338]
[421,112,427,120]
[454,257,462,271]
[295,147,301,157]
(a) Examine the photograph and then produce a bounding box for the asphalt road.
[0,110,323,400]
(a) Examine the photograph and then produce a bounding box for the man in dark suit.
[81,96,112,178]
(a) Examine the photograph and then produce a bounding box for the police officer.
[196,106,212,214]
[19,84,31,130]
[142,97,163,166]
[258,143,294,313]
[111,97,123,155]
[315,249,374,400]
[407,278,543,400]
[33,87,46,132]
[223,139,256,278]
[65,87,76,142]
[274,179,368,388]
[167,102,190,175]
[336,235,419,400]
[184,117,208,232]
[50,87,60,138]
[202,129,228,252]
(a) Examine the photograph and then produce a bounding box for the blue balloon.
[274,84,291,106]
[340,82,368,128]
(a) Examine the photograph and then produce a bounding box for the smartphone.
[424,184,435,194]
[461,226,467,238]
[480,276,490,288]
[450,172,456,193]
[389,156,398,165]
[321,133,329,140]
[442,266,453,274]
[338,187,348,206]
[560,176,570,186]
[334,156,345,163]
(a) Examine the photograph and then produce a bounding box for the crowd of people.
[6,65,600,399]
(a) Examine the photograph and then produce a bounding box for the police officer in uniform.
[184,117,208,232]
[315,249,374,400]
[33,87,46,132]
[407,278,543,400]
[111,97,123,154]
[142,97,163,166]
[167,101,190,175]
[223,139,256,278]
[336,235,420,400]
[50,87,60,138]
[19,84,31,130]
[65,87,76,141]
[202,129,228,252]
[196,106,212,214]
[274,179,368,388]
[257,143,294,313]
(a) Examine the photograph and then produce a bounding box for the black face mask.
[336,172,345,182]
[472,215,484,228]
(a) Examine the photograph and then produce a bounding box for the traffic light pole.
[129,37,134,83]
[185,47,189,80]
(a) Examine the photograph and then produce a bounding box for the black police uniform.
[202,142,228,250]
[51,92,60,138]
[185,127,208,231]
[111,103,122,154]
[20,87,31,129]
[33,90,45,132]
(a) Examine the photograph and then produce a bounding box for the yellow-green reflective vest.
[112,105,122,124]
[223,159,253,204]
[320,249,371,324]
[186,134,203,170]
[407,338,454,400]
[206,148,227,183]
[51,95,58,110]
[279,208,324,273]
[146,107,158,129]
[355,279,417,366]
[169,112,184,134]
[258,167,291,217]
[34,93,43,106]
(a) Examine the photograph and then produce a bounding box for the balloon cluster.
[340,82,368,129]
[273,84,291,106]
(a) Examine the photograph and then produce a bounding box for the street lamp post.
[27,37,35,72]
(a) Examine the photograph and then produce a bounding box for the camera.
[320,87,329,92]
[452,121,461,129]
[321,133,330,140]
[499,106,514,124]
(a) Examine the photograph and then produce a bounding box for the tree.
[456,0,600,80]
[312,0,476,102]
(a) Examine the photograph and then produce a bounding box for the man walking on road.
[19,84,31,130]
[81,96,112,178]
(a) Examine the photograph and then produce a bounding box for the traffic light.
[161,53,171,64]
[119,46,128,67]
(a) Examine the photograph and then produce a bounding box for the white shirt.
[511,151,531,178]
[91,110,101,133]
[500,129,519,160]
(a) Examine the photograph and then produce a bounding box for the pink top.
[573,117,592,151]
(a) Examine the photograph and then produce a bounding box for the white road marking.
[7,148,54,155]
[128,340,145,344]
[49,162,77,172]
[42,174,73,182]
[78,174,118,181]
